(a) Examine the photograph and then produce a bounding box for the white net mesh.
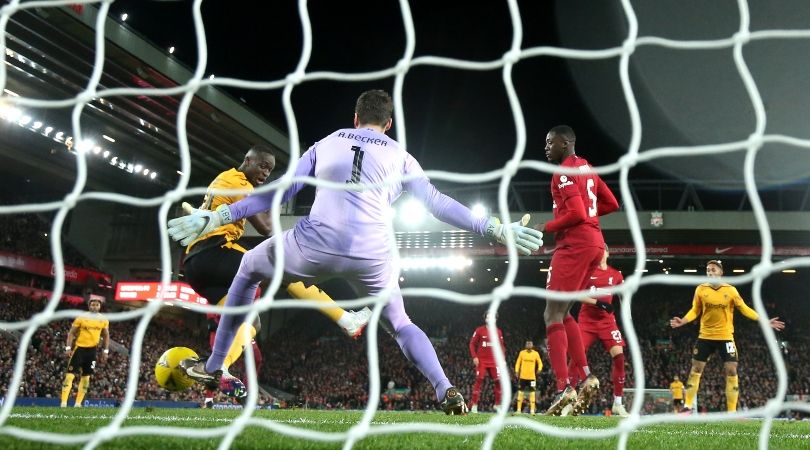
[1,0,809,449]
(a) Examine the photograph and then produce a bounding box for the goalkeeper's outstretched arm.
[404,173,543,256]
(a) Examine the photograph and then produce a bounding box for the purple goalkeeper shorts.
[237,229,413,332]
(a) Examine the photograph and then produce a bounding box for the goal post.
[623,388,694,415]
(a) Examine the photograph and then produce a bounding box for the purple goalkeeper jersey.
[228,127,489,259]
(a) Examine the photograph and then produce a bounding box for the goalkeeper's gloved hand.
[595,301,614,313]
[485,214,543,256]
[167,202,233,246]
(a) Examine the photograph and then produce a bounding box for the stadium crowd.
[1,262,808,415]
[0,214,100,270]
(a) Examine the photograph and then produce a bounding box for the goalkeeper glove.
[485,214,543,256]
[167,202,233,246]
[595,301,614,313]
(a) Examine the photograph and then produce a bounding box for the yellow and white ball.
[154,346,198,392]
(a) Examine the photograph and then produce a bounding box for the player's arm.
[246,211,273,237]
[580,295,614,313]
[65,324,79,354]
[535,352,542,375]
[596,177,619,216]
[670,288,702,328]
[732,289,785,330]
[542,191,588,233]
[469,331,480,366]
[402,155,541,255]
[514,353,521,375]
[169,148,316,245]
[100,326,110,362]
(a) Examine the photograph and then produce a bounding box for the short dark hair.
[247,144,276,159]
[355,90,393,126]
[706,259,723,270]
[549,125,576,142]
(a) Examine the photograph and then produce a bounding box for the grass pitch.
[2,407,809,449]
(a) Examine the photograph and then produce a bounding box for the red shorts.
[580,321,625,352]
[475,365,500,380]
[546,246,603,292]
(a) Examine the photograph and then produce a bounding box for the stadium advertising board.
[0,282,85,304]
[0,250,112,284]
[114,281,209,305]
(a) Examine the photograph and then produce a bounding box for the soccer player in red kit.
[538,125,620,415]
[468,313,506,413]
[566,246,629,417]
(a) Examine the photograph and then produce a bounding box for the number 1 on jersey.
[347,145,364,184]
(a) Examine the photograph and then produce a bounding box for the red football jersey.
[579,265,624,324]
[469,325,505,366]
[546,155,618,248]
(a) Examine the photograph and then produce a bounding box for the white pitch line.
[7,413,810,441]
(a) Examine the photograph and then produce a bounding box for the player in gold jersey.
[513,340,542,415]
[670,260,784,413]
[669,375,685,413]
[180,145,371,405]
[60,298,109,407]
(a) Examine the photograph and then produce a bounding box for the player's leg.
[74,374,91,407]
[563,314,590,380]
[221,322,257,369]
[568,327,597,387]
[204,235,287,374]
[183,245,246,366]
[74,349,95,407]
[567,247,606,413]
[489,366,502,409]
[286,281,371,338]
[470,365,486,412]
[683,341,709,413]
[722,340,740,412]
[544,299,572,391]
[354,257,464,414]
[184,244,256,403]
[683,362,705,412]
[60,355,77,408]
[516,381,525,413]
[544,247,602,415]
[544,299,578,415]
[529,383,537,414]
[607,339,629,417]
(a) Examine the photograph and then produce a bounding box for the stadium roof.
[1,5,291,198]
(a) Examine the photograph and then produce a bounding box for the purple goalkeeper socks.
[206,275,258,373]
[395,324,453,401]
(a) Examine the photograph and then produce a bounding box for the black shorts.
[183,241,247,305]
[692,338,738,362]
[67,346,98,375]
[673,399,684,408]
[518,379,537,391]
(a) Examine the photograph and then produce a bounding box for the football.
[154,346,198,392]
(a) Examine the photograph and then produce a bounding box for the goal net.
[2,0,809,449]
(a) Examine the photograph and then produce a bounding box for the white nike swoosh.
[715,247,732,254]
[543,247,555,254]
[589,277,597,280]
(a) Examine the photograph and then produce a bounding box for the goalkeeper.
[168,89,543,414]
[180,145,372,405]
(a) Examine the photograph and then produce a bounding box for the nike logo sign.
[543,247,555,254]
[589,277,597,280]
[715,247,732,254]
